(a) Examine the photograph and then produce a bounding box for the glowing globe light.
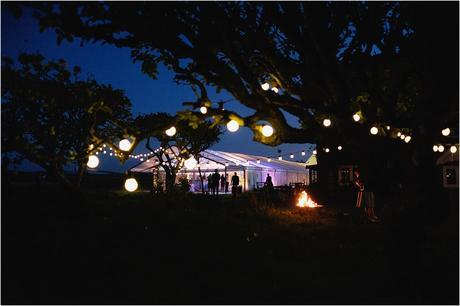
[397,132,402,137]
[450,146,457,154]
[325,148,330,153]
[227,120,239,132]
[86,155,99,168]
[278,156,283,160]
[323,118,332,127]
[404,136,411,143]
[261,83,270,91]
[165,126,177,137]
[353,113,360,122]
[271,87,279,94]
[225,162,229,167]
[89,144,94,150]
[290,154,294,159]
[261,125,274,137]
[433,145,439,152]
[442,128,451,136]
[338,145,342,150]
[301,150,306,156]
[438,145,445,152]
[312,150,317,155]
[119,139,132,151]
[400,134,405,140]
[200,106,208,114]
[257,159,261,164]
[124,178,138,192]
[184,157,198,170]
[370,127,378,135]
[386,125,391,130]
[267,158,272,162]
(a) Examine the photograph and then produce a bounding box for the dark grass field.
[3,184,459,304]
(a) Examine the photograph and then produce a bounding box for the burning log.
[296,190,322,208]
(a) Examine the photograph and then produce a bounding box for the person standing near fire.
[353,169,379,222]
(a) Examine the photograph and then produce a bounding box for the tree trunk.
[198,166,205,194]
[165,170,177,193]
[75,161,86,188]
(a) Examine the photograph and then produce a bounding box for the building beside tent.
[130,149,316,192]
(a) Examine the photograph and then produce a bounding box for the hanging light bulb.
[119,139,132,151]
[261,125,274,137]
[386,125,391,130]
[370,127,378,135]
[323,118,332,127]
[271,87,279,94]
[353,113,360,122]
[200,106,208,114]
[397,132,401,137]
[433,145,439,152]
[226,120,239,132]
[184,157,198,170]
[257,159,261,164]
[267,158,272,162]
[225,162,229,167]
[400,134,405,140]
[290,153,294,159]
[124,178,138,192]
[325,148,330,153]
[312,150,317,155]
[165,126,177,137]
[438,145,445,152]
[86,155,99,168]
[338,145,342,151]
[278,155,283,160]
[301,150,306,156]
[450,145,457,154]
[261,83,270,90]
[442,128,451,136]
[404,136,411,143]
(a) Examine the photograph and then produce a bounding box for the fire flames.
[296,190,322,208]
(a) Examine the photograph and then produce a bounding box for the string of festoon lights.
[86,82,458,192]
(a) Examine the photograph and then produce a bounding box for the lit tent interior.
[130,149,317,192]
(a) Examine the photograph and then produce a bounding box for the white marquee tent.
[130,149,316,192]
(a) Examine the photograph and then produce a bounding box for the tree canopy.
[1,53,133,187]
[27,2,458,149]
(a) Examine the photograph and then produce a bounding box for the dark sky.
[2,7,315,172]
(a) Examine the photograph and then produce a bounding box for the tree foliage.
[28,2,458,149]
[1,53,133,188]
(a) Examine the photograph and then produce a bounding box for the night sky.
[2,8,315,172]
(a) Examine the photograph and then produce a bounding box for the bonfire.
[296,190,322,208]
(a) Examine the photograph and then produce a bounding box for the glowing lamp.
[312,150,317,155]
[400,134,405,140]
[225,162,229,167]
[323,118,332,127]
[227,120,239,132]
[301,150,306,156]
[271,87,279,94]
[433,145,439,152]
[165,126,177,137]
[290,154,294,159]
[261,83,270,90]
[438,145,445,152]
[397,132,401,137]
[370,127,378,135]
[262,125,274,137]
[404,136,411,143]
[450,146,457,154]
[200,106,207,114]
[353,114,360,122]
[257,159,261,164]
[278,156,283,160]
[386,125,391,130]
[338,145,342,150]
[442,128,451,136]
[119,139,132,151]
[184,157,198,170]
[124,178,138,192]
[87,155,99,168]
[267,158,272,162]
[325,148,330,153]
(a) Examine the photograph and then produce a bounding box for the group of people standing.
[202,170,242,197]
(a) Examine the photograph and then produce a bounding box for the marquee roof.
[130,149,316,173]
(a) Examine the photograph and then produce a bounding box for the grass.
[3,184,459,304]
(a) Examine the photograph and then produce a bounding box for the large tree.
[1,53,133,188]
[21,2,458,197]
